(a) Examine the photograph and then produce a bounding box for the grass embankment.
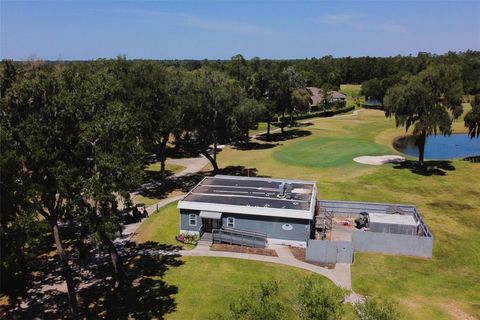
[214,108,479,318]
[162,257,345,320]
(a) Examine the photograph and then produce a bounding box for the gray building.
[177,175,317,247]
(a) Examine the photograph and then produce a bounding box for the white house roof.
[177,175,317,220]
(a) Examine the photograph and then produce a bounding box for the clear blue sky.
[1,0,479,60]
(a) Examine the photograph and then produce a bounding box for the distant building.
[307,87,347,108]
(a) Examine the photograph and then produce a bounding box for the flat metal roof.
[178,175,316,220]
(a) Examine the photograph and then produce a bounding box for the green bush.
[218,280,285,320]
[354,296,400,320]
[295,275,347,320]
[184,234,199,245]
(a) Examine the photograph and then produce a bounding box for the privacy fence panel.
[352,232,433,258]
[306,240,353,264]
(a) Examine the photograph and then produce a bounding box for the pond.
[394,134,480,159]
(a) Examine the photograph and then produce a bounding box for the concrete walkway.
[166,156,210,177]
[181,243,363,303]
[181,244,353,290]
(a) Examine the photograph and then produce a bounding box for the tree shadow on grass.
[232,142,279,151]
[138,172,206,200]
[256,129,312,142]
[392,160,456,176]
[217,166,269,178]
[3,242,184,319]
[144,169,176,183]
[166,145,201,159]
[271,121,314,128]
[81,242,182,319]
[295,121,314,128]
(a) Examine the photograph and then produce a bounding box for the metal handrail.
[213,227,267,238]
[212,227,267,248]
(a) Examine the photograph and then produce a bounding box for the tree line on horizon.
[24,50,480,95]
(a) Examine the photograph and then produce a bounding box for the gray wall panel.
[221,213,311,242]
[352,232,433,258]
[180,209,202,232]
[306,240,353,263]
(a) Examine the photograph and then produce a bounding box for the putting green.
[273,137,394,168]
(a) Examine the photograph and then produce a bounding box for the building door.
[203,218,221,232]
[203,218,212,232]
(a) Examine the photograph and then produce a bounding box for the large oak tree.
[384,64,463,164]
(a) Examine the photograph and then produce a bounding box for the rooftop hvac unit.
[278,182,285,196]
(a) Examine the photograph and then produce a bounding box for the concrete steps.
[197,233,213,246]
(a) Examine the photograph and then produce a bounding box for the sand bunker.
[353,155,405,166]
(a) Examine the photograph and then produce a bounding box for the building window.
[189,214,197,226]
[227,217,235,228]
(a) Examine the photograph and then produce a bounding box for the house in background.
[307,86,347,110]
[177,175,317,247]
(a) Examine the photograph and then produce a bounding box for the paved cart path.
[166,156,210,177]
[181,244,354,292]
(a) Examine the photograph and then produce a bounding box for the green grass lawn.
[250,121,280,135]
[273,136,394,168]
[162,257,342,320]
[135,201,194,250]
[340,84,364,108]
[131,194,162,207]
[145,162,186,174]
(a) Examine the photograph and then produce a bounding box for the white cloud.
[107,8,271,36]
[323,14,407,33]
[382,21,408,33]
[323,14,365,30]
